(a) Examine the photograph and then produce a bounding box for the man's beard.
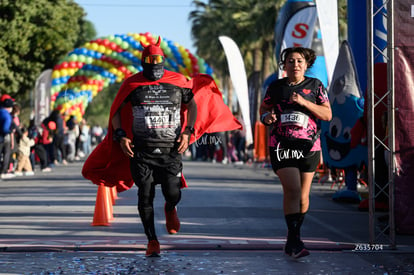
[142,63,165,80]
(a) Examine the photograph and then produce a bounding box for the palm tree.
[189,0,283,119]
[189,0,347,117]
[189,0,238,109]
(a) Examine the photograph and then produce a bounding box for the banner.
[218,36,253,145]
[274,0,317,79]
[274,0,329,88]
[348,0,386,93]
[34,69,52,126]
[315,0,339,86]
[394,0,414,234]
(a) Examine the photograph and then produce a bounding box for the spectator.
[0,98,15,179]
[79,118,91,157]
[9,103,22,172]
[65,115,79,162]
[14,126,35,176]
[233,113,246,162]
[39,118,55,168]
[28,118,51,172]
[91,124,103,147]
[48,110,67,165]
[226,132,239,163]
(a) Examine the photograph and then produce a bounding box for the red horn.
[156,36,162,47]
[140,40,147,48]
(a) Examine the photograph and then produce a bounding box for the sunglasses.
[143,55,165,64]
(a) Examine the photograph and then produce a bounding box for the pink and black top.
[262,77,329,151]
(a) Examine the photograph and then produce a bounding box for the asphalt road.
[0,160,413,274]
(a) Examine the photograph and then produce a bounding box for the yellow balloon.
[178,46,186,53]
[98,45,106,53]
[109,68,119,75]
[132,50,140,57]
[105,48,112,55]
[133,33,141,40]
[90,43,99,51]
[52,71,61,78]
[184,58,191,67]
[60,69,68,76]
[140,37,147,45]
[67,68,76,76]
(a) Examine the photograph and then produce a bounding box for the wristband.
[113,128,127,142]
[185,126,195,135]
[260,112,271,126]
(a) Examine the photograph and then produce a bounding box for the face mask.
[142,63,164,81]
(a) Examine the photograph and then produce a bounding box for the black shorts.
[269,147,320,173]
[130,148,183,188]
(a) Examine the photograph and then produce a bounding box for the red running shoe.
[165,204,180,234]
[145,240,160,257]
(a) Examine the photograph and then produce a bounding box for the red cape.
[82,72,242,192]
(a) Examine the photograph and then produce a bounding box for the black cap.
[2,98,14,108]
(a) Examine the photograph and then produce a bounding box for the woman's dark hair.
[279,47,317,70]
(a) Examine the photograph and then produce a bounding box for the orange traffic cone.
[110,186,118,205]
[91,185,113,226]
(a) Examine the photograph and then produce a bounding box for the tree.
[0,0,96,103]
[189,0,283,119]
[189,0,348,118]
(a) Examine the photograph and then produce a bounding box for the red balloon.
[110,42,118,50]
[69,61,77,68]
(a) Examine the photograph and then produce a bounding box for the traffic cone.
[91,185,113,226]
[110,186,118,205]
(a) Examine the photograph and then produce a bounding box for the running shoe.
[145,240,160,257]
[292,240,310,259]
[165,204,180,234]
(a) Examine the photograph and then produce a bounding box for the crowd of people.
[0,95,106,179]
[0,93,247,182]
[188,128,249,164]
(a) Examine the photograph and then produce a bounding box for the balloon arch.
[50,32,213,121]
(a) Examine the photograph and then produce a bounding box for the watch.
[113,128,127,142]
[185,126,195,134]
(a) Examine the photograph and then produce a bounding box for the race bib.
[280,111,309,128]
[145,115,173,128]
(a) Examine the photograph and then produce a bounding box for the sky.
[74,0,200,53]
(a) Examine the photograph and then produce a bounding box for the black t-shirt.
[126,82,194,147]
